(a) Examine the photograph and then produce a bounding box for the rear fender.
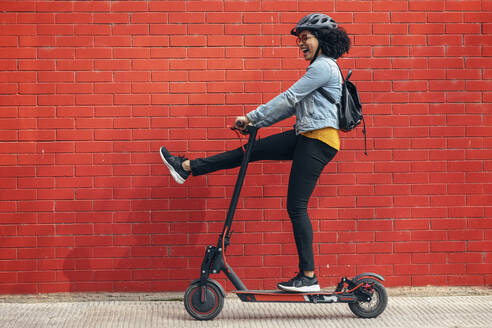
[352,272,385,283]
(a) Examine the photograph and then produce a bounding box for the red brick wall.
[0,1,491,294]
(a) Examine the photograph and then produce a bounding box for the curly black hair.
[311,27,351,59]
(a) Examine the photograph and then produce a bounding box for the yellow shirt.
[301,127,340,150]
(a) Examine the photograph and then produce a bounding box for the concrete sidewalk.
[1,289,491,328]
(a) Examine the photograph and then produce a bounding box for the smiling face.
[297,30,319,61]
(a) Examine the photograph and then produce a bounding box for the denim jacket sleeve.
[246,57,338,129]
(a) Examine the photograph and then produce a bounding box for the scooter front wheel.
[348,278,388,318]
[184,281,224,320]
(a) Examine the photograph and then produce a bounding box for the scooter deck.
[232,290,356,303]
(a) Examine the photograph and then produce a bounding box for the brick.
[339,232,375,243]
[73,1,110,12]
[243,12,279,24]
[452,275,486,286]
[0,35,17,47]
[431,264,466,275]
[427,12,462,23]
[432,241,467,253]
[373,23,407,35]
[448,230,483,241]
[17,200,54,212]
[410,0,445,11]
[75,94,113,105]
[410,46,445,57]
[169,12,204,24]
[74,24,111,35]
[358,220,393,231]
[55,59,91,71]
[261,0,297,11]
[446,0,481,11]
[0,60,16,71]
[95,36,132,47]
[449,252,483,263]
[395,264,430,275]
[355,35,390,46]
[75,48,111,59]
[224,0,261,11]
[373,46,409,57]
[428,35,463,47]
[412,253,447,264]
[0,72,37,83]
[1,1,36,11]
[449,206,484,218]
[113,24,148,35]
[132,36,169,47]
[338,254,375,265]
[36,24,76,39]
[448,23,482,34]
[169,35,206,47]
[467,264,492,274]
[111,1,147,12]
[469,241,492,252]
[93,13,129,24]
[18,224,55,236]
[356,58,391,69]
[391,12,426,23]
[409,24,445,35]
[0,24,36,36]
[465,58,492,69]
[131,13,167,24]
[467,80,492,91]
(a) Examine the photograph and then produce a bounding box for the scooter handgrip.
[235,120,244,128]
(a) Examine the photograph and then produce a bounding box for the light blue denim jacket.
[246,54,342,134]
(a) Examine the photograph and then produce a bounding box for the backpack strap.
[361,116,367,156]
[315,58,345,104]
[317,87,337,105]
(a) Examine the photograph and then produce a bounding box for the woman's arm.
[246,58,336,128]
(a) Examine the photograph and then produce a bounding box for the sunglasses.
[296,34,314,46]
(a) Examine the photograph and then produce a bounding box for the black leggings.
[190,130,337,272]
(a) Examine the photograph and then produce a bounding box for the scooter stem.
[220,126,258,247]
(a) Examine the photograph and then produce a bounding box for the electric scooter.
[184,124,388,320]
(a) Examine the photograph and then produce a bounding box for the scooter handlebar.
[231,120,257,135]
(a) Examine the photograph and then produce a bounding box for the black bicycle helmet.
[290,13,338,36]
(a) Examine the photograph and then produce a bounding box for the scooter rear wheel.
[348,278,388,318]
[184,281,224,320]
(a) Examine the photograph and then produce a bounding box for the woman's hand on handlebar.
[234,116,250,131]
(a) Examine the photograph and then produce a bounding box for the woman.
[160,13,351,292]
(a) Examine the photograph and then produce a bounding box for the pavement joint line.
[0,286,491,303]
